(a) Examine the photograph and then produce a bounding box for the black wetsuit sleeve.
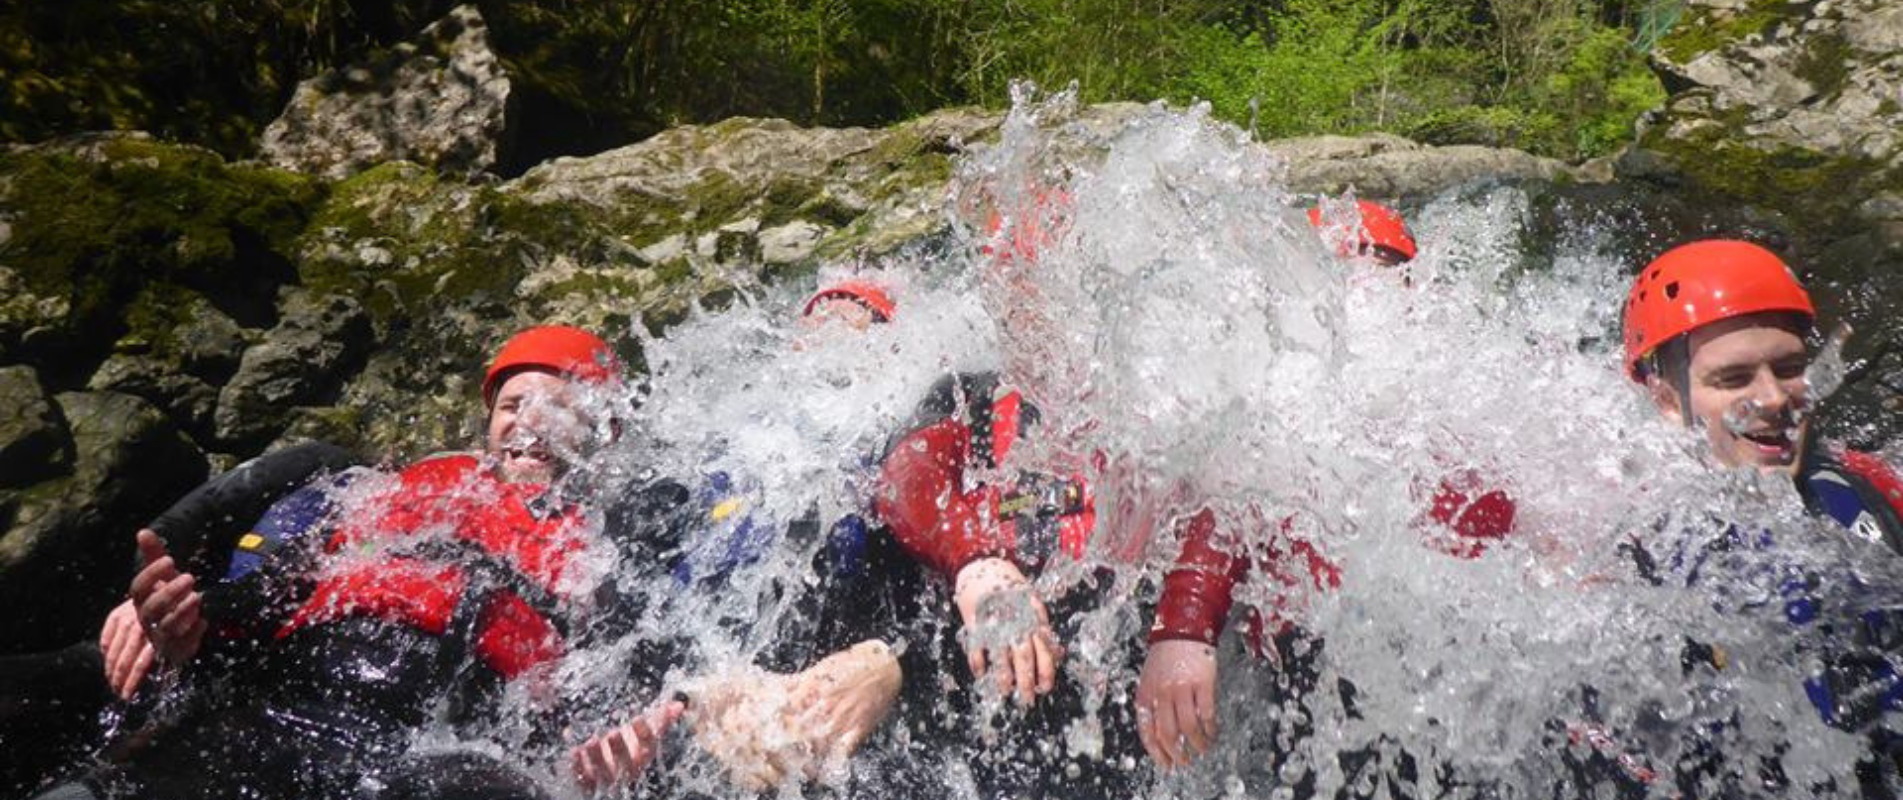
[142,441,362,577]
[196,530,326,642]
[796,517,937,689]
[589,476,698,694]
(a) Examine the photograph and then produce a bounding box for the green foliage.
[943,0,1208,108]
[4,0,1670,163]
[1161,0,1661,157]
[1173,11,1394,137]
[1535,25,1666,156]
[0,0,447,155]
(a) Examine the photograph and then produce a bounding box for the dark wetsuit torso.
[1594,442,1903,799]
[873,371,1145,799]
[52,455,696,800]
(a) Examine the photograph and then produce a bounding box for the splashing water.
[235,86,1902,799]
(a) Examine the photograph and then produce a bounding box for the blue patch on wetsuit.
[676,471,871,586]
[223,472,358,581]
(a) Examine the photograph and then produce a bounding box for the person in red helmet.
[1622,238,1903,559]
[803,279,897,330]
[653,282,925,792]
[1624,240,1901,537]
[871,187,1158,796]
[1306,199,1420,267]
[1132,199,1518,789]
[1620,240,1903,794]
[873,368,1130,796]
[41,325,690,800]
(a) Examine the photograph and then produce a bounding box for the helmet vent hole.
[1664,282,1680,300]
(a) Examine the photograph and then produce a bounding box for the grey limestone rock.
[1263,134,1585,198]
[0,391,206,651]
[0,365,68,488]
[260,6,513,180]
[214,292,373,448]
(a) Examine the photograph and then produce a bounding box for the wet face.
[801,297,879,332]
[1649,313,1810,470]
[486,369,596,484]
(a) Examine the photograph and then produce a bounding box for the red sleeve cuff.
[1149,567,1236,645]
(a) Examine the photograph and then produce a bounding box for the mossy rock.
[1655,0,1794,66]
[0,365,68,488]
[0,0,451,158]
[1790,31,1853,100]
[1637,120,1896,240]
[0,135,318,381]
[0,390,206,653]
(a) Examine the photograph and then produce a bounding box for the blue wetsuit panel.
[676,471,871,586]
[223,471,359,582]
[825,514,870,579]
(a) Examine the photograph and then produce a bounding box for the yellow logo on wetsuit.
[710,497,745,522]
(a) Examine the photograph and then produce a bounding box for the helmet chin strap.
[1650,336,1696,429]
[1675,352,1694,429]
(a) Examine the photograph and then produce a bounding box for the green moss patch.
[0,138,320,372]
[1791,32,1851,99]
[1657,0,1791,64]
[1642,121,1895,238]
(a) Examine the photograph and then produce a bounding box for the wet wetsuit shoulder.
[888,371,1039,469]
[876,373,1001,579]
[602,471,696,567]
[874,372,1041,579]
[277,454,601,683]
[1799,446,1903,556]
[143,441,363,577]
[200,465,382,638]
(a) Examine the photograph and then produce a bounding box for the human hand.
[572,701,685,791]
[786,640,902,773]
[953,557,1059,705]
[1134,639,1219,770]
[128,529,205,666]
[100,597,157,700]
[687,671,807,791]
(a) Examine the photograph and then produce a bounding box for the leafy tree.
[3,0,1667,162]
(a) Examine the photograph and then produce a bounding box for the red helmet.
[1621,240,1814,382]
[482,325,622,408]
[804,280,895,322]
[1306,200,1418,263]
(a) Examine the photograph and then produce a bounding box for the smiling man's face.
[486,369,593,484]
[1652,313,1811,470]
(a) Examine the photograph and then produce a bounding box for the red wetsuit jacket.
[277,454,589,679]
[1149,470,1516,649]
[874,373,1093,581]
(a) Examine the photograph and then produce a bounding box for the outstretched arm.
[1137,509,1238,769]
[875,417,1061,705]
[685,641,902,790]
